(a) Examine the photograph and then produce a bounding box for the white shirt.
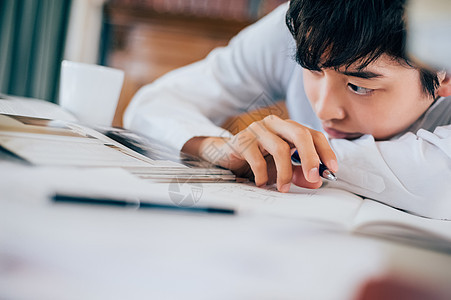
[124,3,451,220]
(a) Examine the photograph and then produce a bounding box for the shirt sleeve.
[328,124,451,220]
[123,3,294,150]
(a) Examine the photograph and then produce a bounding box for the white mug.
[59,60,124,126]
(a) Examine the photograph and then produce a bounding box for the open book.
[0,94,234,182]
[1,94,450,252]
[192,181,451,252]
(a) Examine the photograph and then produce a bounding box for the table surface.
[1,163,451,300]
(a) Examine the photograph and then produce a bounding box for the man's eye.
[348,83,374,95]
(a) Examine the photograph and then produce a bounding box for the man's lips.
[323,127,363,139]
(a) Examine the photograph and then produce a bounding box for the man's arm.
[123,3,339,192]
[123,3,294,151]
[328,123,451,220]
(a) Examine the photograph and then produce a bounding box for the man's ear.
[437,73,451,97]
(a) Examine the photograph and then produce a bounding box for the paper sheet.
[0,95,77,122]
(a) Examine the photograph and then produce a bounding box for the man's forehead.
[336,56,403,78]
[317,52,402,78]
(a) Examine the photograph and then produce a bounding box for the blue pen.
[291,150,337,181]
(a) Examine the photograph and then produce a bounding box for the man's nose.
[314,84,346,121]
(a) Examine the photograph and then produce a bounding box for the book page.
[0,94,77,122]
[0,132,153,168]
[196,182,364,226]
[0,114,156,168]
[0,114,235,182]
[352,199,451,251]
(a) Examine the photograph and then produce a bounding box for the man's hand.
[182,115,338,192]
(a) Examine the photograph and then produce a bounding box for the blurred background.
[0,0,286,127]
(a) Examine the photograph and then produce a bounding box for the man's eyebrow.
[339,70,384,79]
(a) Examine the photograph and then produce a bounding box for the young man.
[124,0,451,219]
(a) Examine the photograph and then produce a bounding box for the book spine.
[248,0,261,20]
[152,0,165,12]
[110,0,268,21]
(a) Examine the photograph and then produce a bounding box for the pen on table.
[291,150,337,181]
[51,194,235,215]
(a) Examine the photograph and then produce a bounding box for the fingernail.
[328,160,338,172]
[281,183,291,193]
[308,168,320,182]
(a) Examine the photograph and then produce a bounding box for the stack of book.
[0,94,235,183]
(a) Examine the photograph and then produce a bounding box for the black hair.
[286,0,440,98]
